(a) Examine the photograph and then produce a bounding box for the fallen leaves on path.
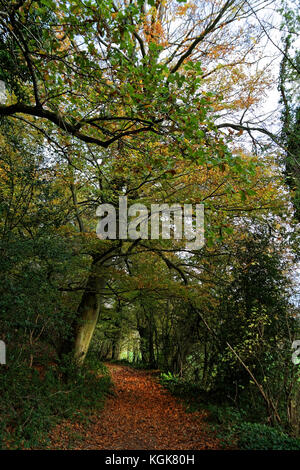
[49,364,221,450]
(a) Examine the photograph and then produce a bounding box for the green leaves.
[40,0,56,7]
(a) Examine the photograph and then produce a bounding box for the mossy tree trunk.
[60,251,116,365]
[73,266,107,364]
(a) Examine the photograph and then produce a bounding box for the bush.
[237,422,300,450]
[206,404,245,425]
[160,372,219,403]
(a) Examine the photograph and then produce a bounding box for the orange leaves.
[49,364,221,450]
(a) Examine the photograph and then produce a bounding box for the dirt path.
[50,364,221,450]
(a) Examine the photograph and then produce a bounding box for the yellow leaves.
[176,3,195,16]
[206,44,230,60]
[51,199,62,206]
[54,27,71,52]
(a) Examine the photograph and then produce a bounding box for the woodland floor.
[49,363,222,450]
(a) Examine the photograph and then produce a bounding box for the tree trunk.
[148,316,156,368]
[57,254,110,364]
[112,338,120,361]
[73,264,107,364]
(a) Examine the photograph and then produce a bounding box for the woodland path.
[50,363,222,450]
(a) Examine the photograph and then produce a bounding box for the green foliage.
[160,374,300,450]
[279,1,300,220]
[209,233,298,404]
[160,371,182,392]
[0,233,79,360]
[237,422,300,450]
[159,372,212,410]
[206,404,300,450]
[206,404,245,426]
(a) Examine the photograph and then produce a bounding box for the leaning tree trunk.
[60,253,114,365]
[73,266,107,364]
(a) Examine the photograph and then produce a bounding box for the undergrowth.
[160,371,300,450]
[0,354,111,450]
